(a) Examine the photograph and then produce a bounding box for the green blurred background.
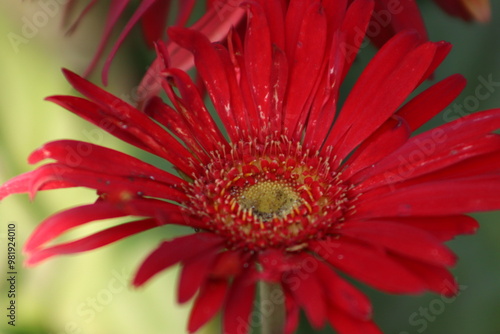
[0,1,499,334]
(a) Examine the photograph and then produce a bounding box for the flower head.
[3,0,500,333]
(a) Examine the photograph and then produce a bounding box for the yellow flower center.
[238,181,301,221]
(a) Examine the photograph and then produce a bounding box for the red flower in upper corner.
[3,0,500,333]
[63,0,245,84]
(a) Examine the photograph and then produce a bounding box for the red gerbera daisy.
[3,0,500,333]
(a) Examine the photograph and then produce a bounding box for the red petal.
[26,218,158,266]
[178,249,220,303]
[258,0,286,50]
[328,308,383,334]
[417,41,452,86]
[24,199,185,253]
[0,169,73,200]
[211,250,244,278]
[311,238,425,294]
[100,0,158,84]
[223,266,257,334]
[133,233,224,286]
[28,140,185,186]
[268,46,288,135]
[324,34,436,160]
[302,31,343,150]
[378,215,479,241]
[368,0,427,48]
[343,116,411,179]
[397,74,466,131]
[354,175,500,218]
[339,221,457,266]
[340,0,374,78]
[356,136,500,199]
[352,108,500,189]
[24,202,128,252]
[168,27,241,142]
[286,255,327,328]
[409,150,500,185]
[136,3,245,106]
[394,256,458,297]
[162,69,228,149]
[79,0,129,78]
[284,289,300,334]
[188,279,228,333]
[47,87,198,176]
[140,0,170,48]
[144,97,211,164]
[284,2,328,137]
[316,261,373,321]
[8,162,186,203]
[244,2,273,131]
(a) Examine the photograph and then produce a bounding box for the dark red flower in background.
[3,0,500,333]
[64,0,245,84]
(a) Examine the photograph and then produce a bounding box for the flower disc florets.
[186,138,350,251]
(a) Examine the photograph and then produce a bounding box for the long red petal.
[394,256,459,297]
[188,279,228,333]
[339,221,457,266]
[101,0,158,85]
[284,2,328,137]
[168,27,241,142]
[178,249,220,303]
[47,93,198,176]
[316,261,372,321]
[328,308,383,334]
[352,108,500,188]
[311,238,425,294]
[340,0,374,79]
[223,266,257,334]
[286,254,327,328]
[80,0,129,78]
[396,74,467,131]
[354,175,500,218]
[324,34,435,159]
[28,140,185,186]
[24,202,130,252]
[26,218,159,266]
[133,233,224,286]
[375,215,479,241]
[343,116,411,179]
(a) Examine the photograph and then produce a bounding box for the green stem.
[259,281,286,334]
